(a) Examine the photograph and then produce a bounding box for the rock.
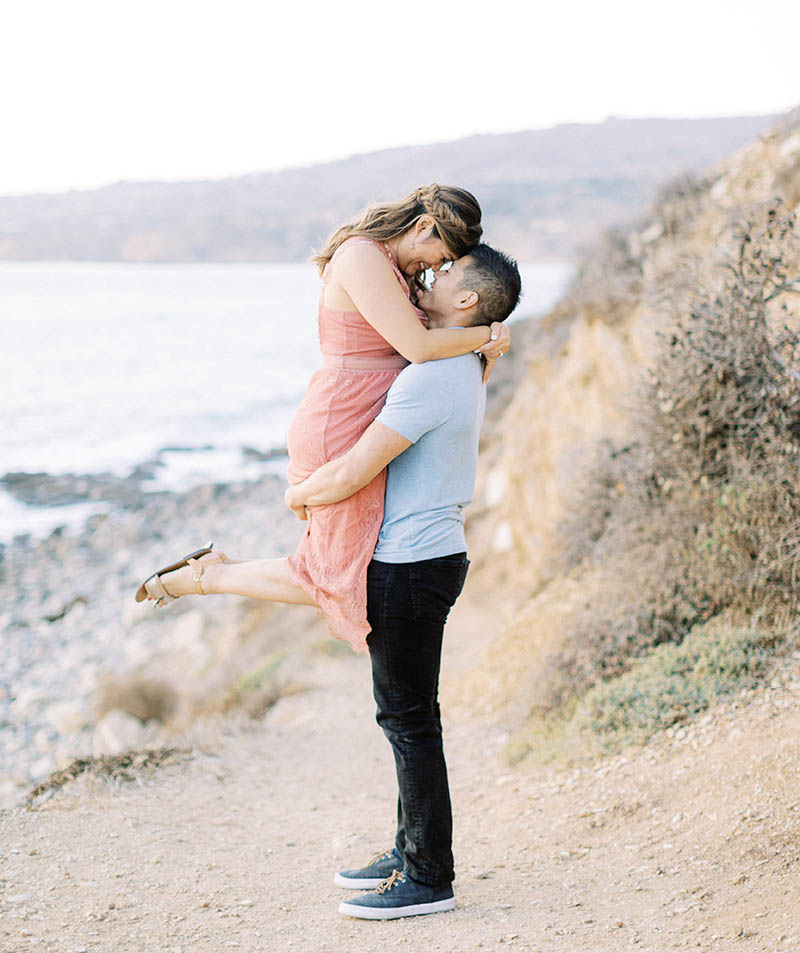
[485,466,507,507]
[34,728,54,753]
[241,445,287,462]
[0,779,20,809]
[92,709,146,756]
[43,595,87,623]
[29,753,55,781]
[44,701,89,736]
[0,461,300,787]
[122,595,155,629]
[492,521,513,553]
[170,609,210,668]
[10,686,53,721]
[54,744,87,771]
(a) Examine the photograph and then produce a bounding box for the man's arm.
[284,420,411,517]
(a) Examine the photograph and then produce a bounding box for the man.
[285,243,521,919]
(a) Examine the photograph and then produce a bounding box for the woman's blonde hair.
[312,184,482,275]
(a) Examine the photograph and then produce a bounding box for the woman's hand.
[475,322,510,383]
[284,485,309,520]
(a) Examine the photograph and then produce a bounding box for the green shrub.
[225,650,287,717]
[577,620,784,744]
[509,619,789,764]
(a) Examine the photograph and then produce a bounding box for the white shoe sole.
[333,873,386,889]
[338,896,456,920]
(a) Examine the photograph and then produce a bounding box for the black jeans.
[366,553,469,887]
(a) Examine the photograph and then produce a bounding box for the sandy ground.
[2,591,800,953]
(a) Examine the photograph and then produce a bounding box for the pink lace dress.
[286,237,425,653]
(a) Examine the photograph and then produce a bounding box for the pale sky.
[1,0,798,196]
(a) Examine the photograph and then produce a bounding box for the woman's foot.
[157,551,226,599]
[135,543,226,606]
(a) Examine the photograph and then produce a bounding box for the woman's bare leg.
[159,555,315,605]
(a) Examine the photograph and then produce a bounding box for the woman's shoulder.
[340,236,382,250]
[326,236,411,301]
[330,237,398,280]
[323,237,388,288]
[333,236,386,263]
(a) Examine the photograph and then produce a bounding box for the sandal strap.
[143,573,173,604]
[187,557,206,595]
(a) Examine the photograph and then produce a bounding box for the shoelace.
[376,870,406,894]
[367,848,394,866]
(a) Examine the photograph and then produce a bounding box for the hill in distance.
[0,115,776,263]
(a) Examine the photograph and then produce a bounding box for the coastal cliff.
[469,108,800,754]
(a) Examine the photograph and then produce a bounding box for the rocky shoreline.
[0,465,316,809]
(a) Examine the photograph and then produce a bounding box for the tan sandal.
[135,542,224,606]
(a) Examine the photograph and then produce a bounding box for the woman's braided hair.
[312,184,482,274]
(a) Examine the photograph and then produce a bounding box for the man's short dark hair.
[460,243,522,326]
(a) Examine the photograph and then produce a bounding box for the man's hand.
[284,485,309,520]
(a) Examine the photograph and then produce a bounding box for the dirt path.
[3,593,800,953]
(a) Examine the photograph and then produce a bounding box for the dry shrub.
[544,173,709,337]
[95,674,178,724]
[538,201,800,710]
[644,201,800,607]
[26,748,190,808]
[652,173,710,240]
[565,227,644,328]
[220,650,295,719]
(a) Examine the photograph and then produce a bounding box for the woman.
[136,184,509,651]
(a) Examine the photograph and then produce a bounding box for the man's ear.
[454,289,478,311]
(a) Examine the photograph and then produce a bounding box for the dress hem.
[287,556,370,656]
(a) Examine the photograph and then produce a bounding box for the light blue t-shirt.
[373,352,486,563]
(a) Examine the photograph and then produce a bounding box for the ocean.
[0,260,573,541]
